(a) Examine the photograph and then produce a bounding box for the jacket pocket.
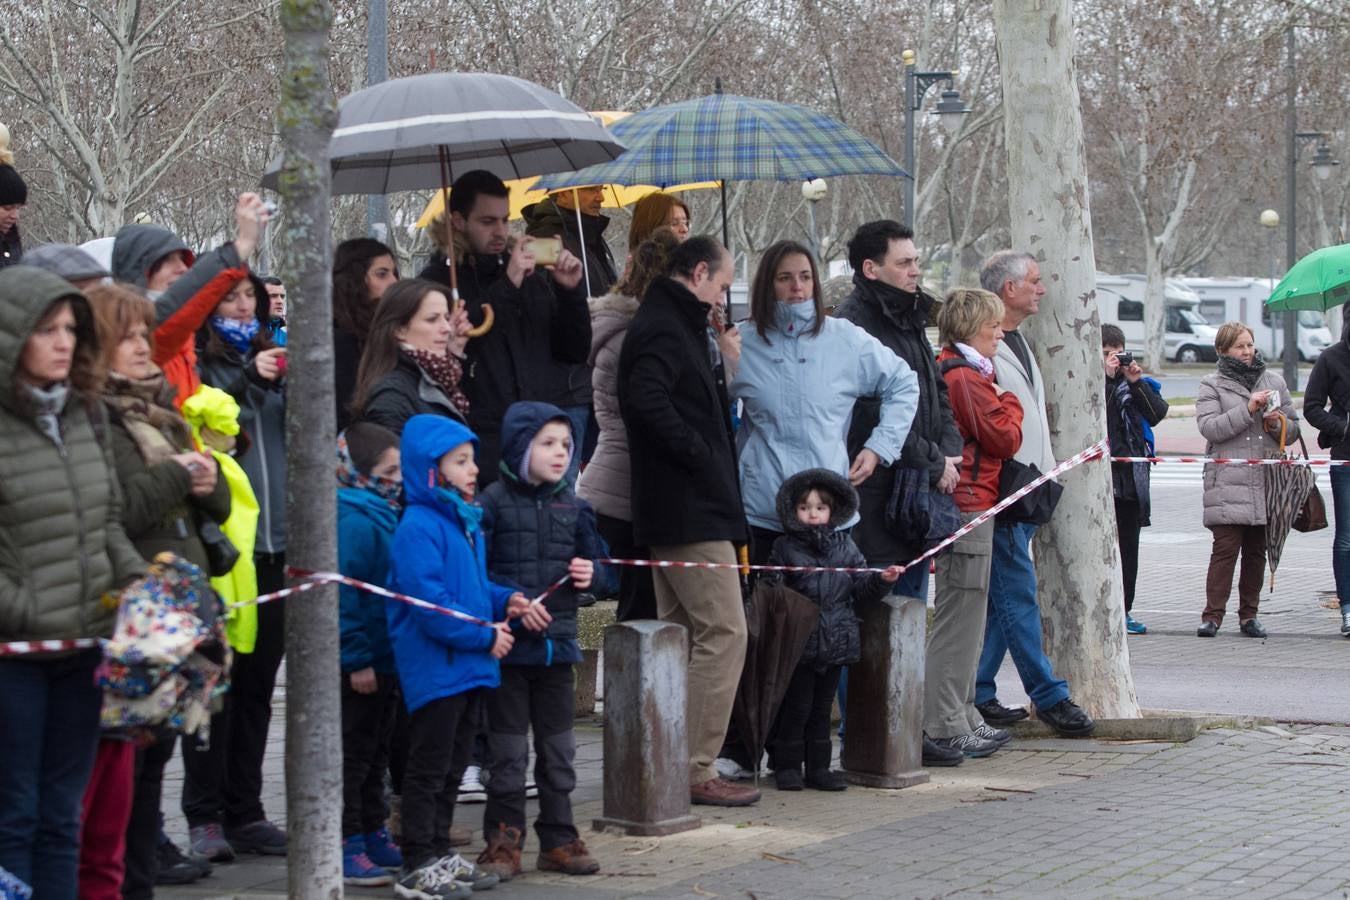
[944,528,993,593]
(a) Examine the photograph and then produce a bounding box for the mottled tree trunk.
[276,0,341,893]
[992,0,1140,718]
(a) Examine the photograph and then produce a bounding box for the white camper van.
[1096,274,1219,364]
[1181,276,1331,362]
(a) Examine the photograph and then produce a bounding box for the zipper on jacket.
[59,437,93,636]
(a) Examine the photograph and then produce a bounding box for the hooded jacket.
[576,292,639,520]
[112,224,248,407]
[619,276,746,547]
[387,415,516,713]
[836,277,964,563]
[0,266,145,645]
[195,279,287,555]
[338,487,399,674]
[764,469,889,669]
[1303,332,1350,459]
[480,402,608,667]
[731,299,918,532]
[416,249,591,482]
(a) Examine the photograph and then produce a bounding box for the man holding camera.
[1102,325,1169,635]
[974,250,1095,738]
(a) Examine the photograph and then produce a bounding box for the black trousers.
[402,689,481,869]
[1115,498,1141,613]
[388,696,408,796]
[122,732,176,900]
[182,553,287,827]
[483,665,578,852]
[771,664,843,774]
[596,513,657,623]
[342,672,399,837]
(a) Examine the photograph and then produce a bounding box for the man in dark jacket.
[618,235,759,808]
[416,171,590,484]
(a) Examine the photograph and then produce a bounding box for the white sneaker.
[457,765,487,803]
[713,757,756,781]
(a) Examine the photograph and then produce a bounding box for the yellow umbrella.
[415,111,716,228]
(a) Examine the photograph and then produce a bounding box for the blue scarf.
[210,316,259,356]
[434,485,484,536]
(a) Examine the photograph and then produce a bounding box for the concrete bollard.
[841,594,930,789]
[593,620,701,836]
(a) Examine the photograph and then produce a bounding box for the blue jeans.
[838,564,930,738]
[976,522,1069,711]
[560,404,590,486]
[0,649,103,898]
[1332,467,1350,611]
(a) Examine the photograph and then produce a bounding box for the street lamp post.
[802,178,827,260]
[902,49,969,232]
[366,0,391,241]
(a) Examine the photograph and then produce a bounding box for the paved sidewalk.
[158,720,1350,898]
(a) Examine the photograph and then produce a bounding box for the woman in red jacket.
[926,287,1024,759]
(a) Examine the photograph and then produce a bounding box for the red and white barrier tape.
[1110,455,1349,466]
[0,637,101,657]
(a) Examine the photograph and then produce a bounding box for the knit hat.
[23,244,109,284]
[0,124,28,206]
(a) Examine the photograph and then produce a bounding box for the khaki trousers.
[650,541,748,786]
[926,515,995,738]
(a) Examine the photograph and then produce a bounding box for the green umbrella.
[1265,243,1350,312]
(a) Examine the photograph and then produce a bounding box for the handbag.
[994,458,1064,525]
[197,520,240,577]
[1292,436,1329,533]
[886,465,963,547]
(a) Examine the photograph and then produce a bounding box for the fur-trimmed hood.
[775,468,858,535]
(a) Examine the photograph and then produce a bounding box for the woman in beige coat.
[1195,321,1298,639]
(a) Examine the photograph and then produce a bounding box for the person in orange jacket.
[110,194,270,407]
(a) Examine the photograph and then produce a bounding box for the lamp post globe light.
[802,179,827,259]
[902,48,970,231]
[1311,141,1340,182]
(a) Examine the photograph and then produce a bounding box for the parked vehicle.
[1096,273,1219,364]
[1181,276,1331,362]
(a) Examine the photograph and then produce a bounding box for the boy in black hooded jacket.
[764,469,899,791]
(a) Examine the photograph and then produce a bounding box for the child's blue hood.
[401,414,480,508]
[499,401,572,482]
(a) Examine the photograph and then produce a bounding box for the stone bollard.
[593,620,701,835]
[841,594,930,789]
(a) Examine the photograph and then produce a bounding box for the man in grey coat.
[973,250,1095,738]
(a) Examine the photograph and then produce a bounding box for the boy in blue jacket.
[387,415,550,899]
[336,423,405,886]
[475,402,607,881]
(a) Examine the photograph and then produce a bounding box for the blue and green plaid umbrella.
[535,93,907,190]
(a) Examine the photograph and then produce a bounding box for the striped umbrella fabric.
[535,93,907,190]
[261,72,625,196]
[1263,431,1315,585]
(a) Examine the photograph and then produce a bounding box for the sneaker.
[713,756,757,781]
[921,733,964,767]
[972,722,1011,746]
[524,778,538,800]
[1197,620,1219,637]
[1126,615,1148,635]
[1037,698,1096,737]
[476,824,523,883]
[537,839,600,875]
[436,853,500,891]
[930,732,999,758]
[1341,609,1350,637]
[189,823,235,863]
[690,776,760,807]
[155,837,207,885]
[343,835,394,887]
[974,699,1028,728]
[773,767,803,791]
[803,769,848,791]
[225,819,287,856]
[1240,618,1268,639]
[458,765,487,803]
[396,859,473,900]
[363,826,402,870]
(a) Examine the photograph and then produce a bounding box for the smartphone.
[528,236,562,266]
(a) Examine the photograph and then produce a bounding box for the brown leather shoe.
[537,838,600,875]
[690,776,761,807]
[476,823,523,882]
[449,823,472,847]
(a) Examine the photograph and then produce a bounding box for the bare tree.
[275,0,340,893]
[993,0,1139,719]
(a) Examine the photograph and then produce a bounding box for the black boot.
[772,740,804,791]
[804,739,847,791]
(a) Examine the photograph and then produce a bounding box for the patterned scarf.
[335,431,403,510]
[210,316,260,356]
[953,341,996,378]
[1216,351,1266,392]
[103,370,194,465]
[400,346,470,417]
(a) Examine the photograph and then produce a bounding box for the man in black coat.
[618,235,759,808]
[416,170,590,484]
